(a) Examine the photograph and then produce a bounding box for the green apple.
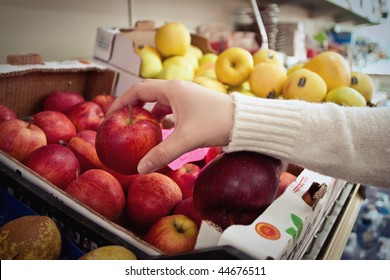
[138,49,163,78]
[158,64,194,81]
[188,45,203,59]
[193,76,227,94]
[199,53,218,66]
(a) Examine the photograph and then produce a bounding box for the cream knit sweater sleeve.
[225,92,390,188]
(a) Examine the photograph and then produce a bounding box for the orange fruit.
[249,63,287,98]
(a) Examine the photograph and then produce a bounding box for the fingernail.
[138,161,154,174]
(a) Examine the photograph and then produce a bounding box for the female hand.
[106,79,234,174]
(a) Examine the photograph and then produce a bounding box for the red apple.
[67,101,104,132]
[0,119,47,161]
[22,144,80,190]
[64,169,126,221]
[172,196,202,228]
[205,146,223,164]
[193,151,282,230]
[43,91,85,114]
[0,105,17,122]
[76,129,97,146]
[91,93,116,114]
[96,106,162,175]
[144,214,199,254]
[275,171,297,199]
[32,110,77,144]
[126,172,182,232]
[66,136,104,173]
[166,163,201,199]
[102,166,140,194]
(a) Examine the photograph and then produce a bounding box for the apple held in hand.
[193,151,282,230]
[205,146,223,164]
[96,106,162,175]
[22,144,80,190]
[166,163,201,199]
[43,91,85,114]
[32,110,77,144]
[0,119,47,161]
[0,105,17,122]
[144,214,199,254]
[215,47,254,87]
[64,169,126,221]
[67,101,104,132]
[126,172,182,232]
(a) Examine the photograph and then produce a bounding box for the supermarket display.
[0,18,384,260]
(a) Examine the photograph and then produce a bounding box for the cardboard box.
[92,20,216,96]
[0,59,116,117]
[195,167,345,260]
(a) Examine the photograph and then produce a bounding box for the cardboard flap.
[93,27,120,61]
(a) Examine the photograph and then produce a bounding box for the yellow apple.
[215,47,254,87]
[158,64,194,81]
[184,51,199,71]
[188,45,203,59]
[195,61,217,79]
[135,45,162,60]
[199,53,218,65]
[253,48,283,66]
[137,48,163,78]
[155,22,191,58]
[193,76,227,94]
[350,71,374,103]
[163,55,195,74]
[79,245,137,260]
[249,63,287,98]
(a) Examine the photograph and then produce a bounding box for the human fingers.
[106,79,170,116]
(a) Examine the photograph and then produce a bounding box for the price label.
[162,128,209,170]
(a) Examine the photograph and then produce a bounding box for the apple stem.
[127,105,133,125]
[26,116,34,128]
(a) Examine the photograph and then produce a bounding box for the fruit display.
[134,21,375,107]
[0,20,376,259]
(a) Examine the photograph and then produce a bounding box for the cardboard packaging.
[195,167,346,260]
[92,20,216,96]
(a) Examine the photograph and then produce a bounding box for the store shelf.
[301,182,364,259]
[258,0,385,24]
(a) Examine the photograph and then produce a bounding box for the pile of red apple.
[0,92,297,255]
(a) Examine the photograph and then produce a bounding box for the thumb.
[137,132,190,174]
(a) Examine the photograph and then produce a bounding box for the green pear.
[138,49,163,78]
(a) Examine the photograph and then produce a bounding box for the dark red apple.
[95,106,162,175]
[32,110,77,144]
[144,214,199,254]
[166,163,201,199]
[64,169,126,221]
[0,105,17,122]
[67,101,104,132]
[66,136,104,173]
[0,119,47,161]
[126,172,182,232]
[22,144,80,190]
[91,93,116,114]
[193,151,282,230]
[43,91,85,114]
[172,196,202,228]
